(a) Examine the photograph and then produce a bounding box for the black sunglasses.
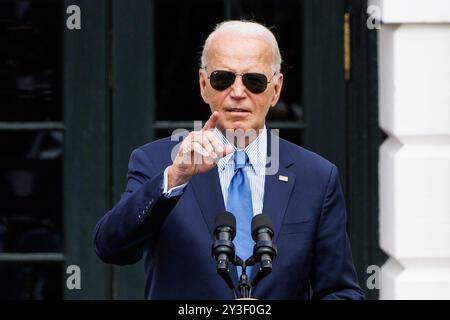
[205,68,276,94]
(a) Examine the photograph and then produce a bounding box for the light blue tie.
[227,150,254,279]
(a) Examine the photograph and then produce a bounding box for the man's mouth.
[224,107,251,113]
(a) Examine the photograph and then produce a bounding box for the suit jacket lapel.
[190,168,225,240]
[250,131,296,285]
[190,168,241,289]
[262,164,296,243]
[262,130,296,242]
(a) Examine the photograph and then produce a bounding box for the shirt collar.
[214,125,267,174]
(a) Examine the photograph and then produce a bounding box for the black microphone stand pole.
[235,256,251,299]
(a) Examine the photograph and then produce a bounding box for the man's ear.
[270,73,283,107]
[199,69,209,104]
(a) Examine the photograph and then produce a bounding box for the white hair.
[200,20,282,74]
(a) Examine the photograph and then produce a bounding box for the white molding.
[377,7,450,299]
[378,24,450,136]
[380,141,450,259]
[381,258,450,299]
[369,0,450,23]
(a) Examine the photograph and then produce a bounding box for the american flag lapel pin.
[278,175,289,182]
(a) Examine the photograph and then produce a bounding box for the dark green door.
[302,0,385,300]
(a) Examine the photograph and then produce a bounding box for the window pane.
[155,0,226,121]
[0,0,62,121]
[0,262,62,300]
[0,131,63,253]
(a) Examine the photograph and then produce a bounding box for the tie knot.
[234,150,249,170]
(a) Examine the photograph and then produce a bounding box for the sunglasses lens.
[208,70,269,93]
[210,71,236,91]
[242,73,268,93]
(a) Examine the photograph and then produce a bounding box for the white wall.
[370,0,450,299]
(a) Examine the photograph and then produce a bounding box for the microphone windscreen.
[214,211,236,231]
[251,213,273,235]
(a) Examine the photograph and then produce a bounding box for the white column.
[370,0,450,299]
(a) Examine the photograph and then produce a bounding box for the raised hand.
[168,111,234,189]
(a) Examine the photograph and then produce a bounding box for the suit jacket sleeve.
[310,165,365,300]
[93,148,180,265]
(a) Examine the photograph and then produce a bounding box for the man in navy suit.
[93,20,363,300]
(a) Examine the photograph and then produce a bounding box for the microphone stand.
[217,260,240,299]
[216,254,274,299]
[233,250,277,299]
[235,256,251,299]
[250,262,272,289]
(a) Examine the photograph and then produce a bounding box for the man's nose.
[230,75,246,98]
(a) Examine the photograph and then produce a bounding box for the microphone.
[211,212,236,273]
[212,212,238,297]
[251,213,277,275]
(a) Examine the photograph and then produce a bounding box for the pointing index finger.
[202,111,219,131]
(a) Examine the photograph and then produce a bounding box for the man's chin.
[219,121,254,133]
